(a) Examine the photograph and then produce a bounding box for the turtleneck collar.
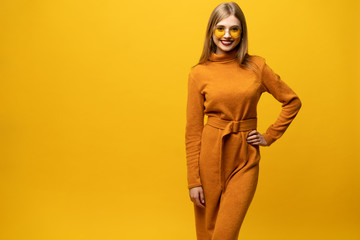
[208,49,238,62]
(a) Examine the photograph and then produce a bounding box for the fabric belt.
[206,116,257,191]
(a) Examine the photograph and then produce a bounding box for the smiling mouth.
[220,40,233,46]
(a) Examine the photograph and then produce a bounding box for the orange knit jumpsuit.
[185,50,302,240]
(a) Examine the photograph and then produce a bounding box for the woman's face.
[212,15,242,54]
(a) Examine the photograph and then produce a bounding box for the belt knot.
[230,121,240,132]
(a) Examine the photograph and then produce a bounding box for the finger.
[247,137,259,142]
[247,130,257,136]
[196,191,205,208]
[195,196,205,208]
[247,135,258,140]
[249,139,260,144]
[199,190,205,205]
[190,192,197,202]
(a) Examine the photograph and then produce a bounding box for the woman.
[185,2,302,240]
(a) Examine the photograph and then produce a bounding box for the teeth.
[222,41,232,43]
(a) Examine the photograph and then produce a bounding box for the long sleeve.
[185,73,205,189]
[260,61,302,146]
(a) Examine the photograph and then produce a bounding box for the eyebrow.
[215,24,241,28]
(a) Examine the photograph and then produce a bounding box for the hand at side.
[189,186,205,208]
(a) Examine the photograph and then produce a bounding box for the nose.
[224,29,231,38]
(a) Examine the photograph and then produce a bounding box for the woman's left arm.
[260,60,302,146]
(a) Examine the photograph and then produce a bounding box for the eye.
[214,27,225,39]
[230,28,241,38]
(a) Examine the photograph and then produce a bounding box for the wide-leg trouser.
[194,118,261,240]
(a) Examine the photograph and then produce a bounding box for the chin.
[220,46,235,52]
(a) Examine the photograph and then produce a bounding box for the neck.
[209,48,238,62]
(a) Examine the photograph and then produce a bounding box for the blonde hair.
[192,2,259,73]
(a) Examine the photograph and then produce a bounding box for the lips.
[220,40,233,46]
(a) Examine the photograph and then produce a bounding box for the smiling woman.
[185,2,302,240]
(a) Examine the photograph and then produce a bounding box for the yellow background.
[0,0,359,239]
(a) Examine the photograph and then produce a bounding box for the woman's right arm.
[185,72,205,190]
